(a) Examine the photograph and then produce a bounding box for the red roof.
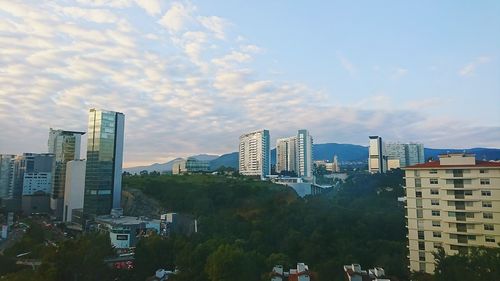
[405,160,500,169]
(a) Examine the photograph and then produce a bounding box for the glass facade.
[84,109,124,216]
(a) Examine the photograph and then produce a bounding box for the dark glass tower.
[83,109,125,216]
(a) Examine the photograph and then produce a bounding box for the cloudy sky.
[0,0,499,167]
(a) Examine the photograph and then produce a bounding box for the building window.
[480,178,490,185]
[464,190,472,196]
[483,213,493,219]
[481,190,491,196]
[466,213,474,218]
[415,170,420,177]
[432,221,441,227]
[468,235,476,241]
[448,212,456,217]
[417,220,424,229]
[434,242,442,249]
[433,232,442,238]
[431,189,439,195]
[418,230,425,240]
[479,169,487,174]
[430,178,439,184]
[430,169,438,174]
[482,201,492,208]
[419,251,426,261]
[485,236,495,243]
[419,262,426,272]
[418,241,425,250]
[417,209,423,218]
[431,199,440,206]
[416,191,422,198]
[484,224,494,231]
[415,178,421,188]
[432,210,440,216]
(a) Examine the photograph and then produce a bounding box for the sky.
[0,0,499,167]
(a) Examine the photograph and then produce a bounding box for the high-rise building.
[385,142,425,168]
[84,109,125,216]
[404,153,500,274]
[0,155,15,199]
[48,128,85,219]
[276,136,297,174]
[239,129,270,178]
[296,129,313,178]
[368,136,386,173]
[63,160,86,222]
[10,153,54,197]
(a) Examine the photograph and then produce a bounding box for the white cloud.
[459,56,492,77]
[337,53,357,76]
[158,2,194,33]
[391,67,408,79]
[134,0,162,16]
[198,16,228,39]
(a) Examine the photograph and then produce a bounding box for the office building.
[63,160,86,222]
[239,129,270,178]
[0,155,15,199]
[48,128,85,219]
[84,109,125,216]
[404,153,500,274]
[11,153,54,198]
[276,137,297,174]
[172,157,210,174]
[369,136,386,173]
[385,142,425,168]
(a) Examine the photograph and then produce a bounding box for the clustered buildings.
[0,109,125,223]
[368,135,425,173]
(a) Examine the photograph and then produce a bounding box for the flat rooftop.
[96,215,160,226]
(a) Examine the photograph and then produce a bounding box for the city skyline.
[0,1,499,167]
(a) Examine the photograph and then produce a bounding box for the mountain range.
[124,144,500,173]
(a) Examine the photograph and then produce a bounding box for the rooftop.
[96,215,160,226]
[405,160,500,169]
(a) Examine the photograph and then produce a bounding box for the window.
[465,201,473,207]
[434,242,443,249]
[464,190,472,196]
[484,224,494,231]
[419,262,426,272]
[431,189,439,195]
[433,232,442,238]
[418,230,425,240]
[430,169,438,174]
[416,191,422,198]
[431,199,440,206]
[481,190,491,196]
[415,178,421,188]
[432,210,440,216]
[482,201,492,208]
[417,209,423,218]
[448,212,456,217]
[480,178,490,185]
[485,236,495,243]
[468,235,476,241]
[466,213,474,218]
[432,221,441,227]
[479,169,487,174]
[483,212,493,219]
[417,220,424,229]
[418,241,425,250]
[415,170,420,177]
[430,178,439,184]
[419,251,426,261]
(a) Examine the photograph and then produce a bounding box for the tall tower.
[296,129,313,178]
[84,109,125,216]
[0,155,15,199]
[239,129,270,178]
[276,137,297,174]
[369,136,386,173]
[48,129,85,219]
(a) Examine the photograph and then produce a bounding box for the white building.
[271,263,311,281]
[22,172,52,195]
[343,264,390,281]
[369,136,386,173]
[239,129,270,178]
[63,160,86,222]
[276,137,297,174]
[296,130,313,178]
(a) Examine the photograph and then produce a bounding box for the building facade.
[368,136,386,173]
[172,157,210,174]
[0,155,15,199]
[48,128,85,219]
[296,129,313,178]
[63,160,86,222]
[276,137,297,174]
[238,129,270,178]
[385,142,425,168]
[84,109,125,216]
[404,153,500,274]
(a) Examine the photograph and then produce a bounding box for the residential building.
[84,109,125,216]
[368,136,386,173]
[404,153,500,274]
[296,129,313,178]
[343,264,390,281]
[276,137,297,174]
[63,160,86,222]
[239,129,270,178]
[0,155,15,199]
[270,263,311,281]
[48,128,85,219]
[385,142,425,168]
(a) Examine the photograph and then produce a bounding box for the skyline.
[0,1,499,167]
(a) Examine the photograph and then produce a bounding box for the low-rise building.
[270,263,312,281]
[172,157,211,174]
[343,264,390,281]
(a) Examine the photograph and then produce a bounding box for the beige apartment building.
[404,153,500,274]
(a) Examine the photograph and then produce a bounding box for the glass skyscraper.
[83,109,125,216]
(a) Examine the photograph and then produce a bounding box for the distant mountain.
[124,154,218,174]
[126,145,500,173]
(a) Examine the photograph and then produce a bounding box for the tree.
[205,244,261,281]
